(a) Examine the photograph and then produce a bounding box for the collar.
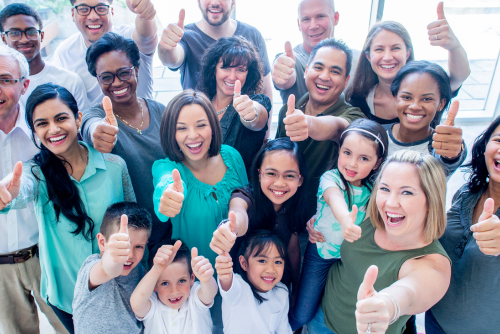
[11,104,32,138]
[72,141,107,183]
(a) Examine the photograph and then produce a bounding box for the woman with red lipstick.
[198,36,271,173]
[0,83,135,334]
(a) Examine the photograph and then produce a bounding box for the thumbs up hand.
[341,205,362,243]
[93,96,119,154]
[471,198,500,256]
[191,247,215,283]
[432,101,463,159]
[107,214,131,265]
[159,169,185,218]
[233,80,257,121]
[210,211,239,255]
[0,161,23,210]
[427,2,460,51]
[215,251,233,280]
[283,94,308,142]
[160,9,185,51]
[153,240,182,272]
[273,41,297,88]
[126,0,156,20]
[355,265,391,334]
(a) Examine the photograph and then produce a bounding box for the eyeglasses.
[0,77,24,88]
[258,169,301,181]
[3,29,41,41]
[73,4,110,16]
[97,67,135,85]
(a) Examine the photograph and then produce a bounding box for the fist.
[306,216,325,244]
[342,205,362,243]
[210,211,238,255]
[273,41,296,87]
[215,252,233,280]
[472,198,500,256]
[283,94,308,142]
[160,9,185,51]
[432,101,463,158]
[153,240,182,271]
[107,215,130,264]
[0,161,23,210]
[93,96,119,154]
[127,0,156,21]
[191,247,215,283]
[159,169,185,218]
[427,2,460,51]
[233,80,257,121]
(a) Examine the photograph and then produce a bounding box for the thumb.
[191,247,198,259]
[357,265,378,301]
[222,251,230,258]
[9,161,23,190]
[234,80,241,97]
[437,1,445,20]
[285,41,295,61]
[228,211,238,234]
[172,240,182,257]
[172,169,183,193]
[479,198,495,222]
[286,94,295,117]
[103,96,118,127]
[350,204,358,223]
[443,100,459,126]
[178,9,185,30]
[119,214,129,234]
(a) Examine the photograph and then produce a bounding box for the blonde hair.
[367,150,446,243]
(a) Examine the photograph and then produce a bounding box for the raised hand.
[160,9,185,51]
[159,169,185,218]
[427,2,460,51]
[93,96,119,154]
[126,0,156,20]
[342,205,362,243]
[432,101,463,158]
[210,211,238,255]
[215,252,233,280]
[191,247,215,283]
[233,80,256,121]
[272,41,296,88]
[355,265,391,334]
[283,94,308,142]
[0,161,22,210]
[471,198,500,256]
[306,216,326,243]
[108,215,131,265]
[153,240,182,271]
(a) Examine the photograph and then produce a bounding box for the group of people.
[0,0,498,334]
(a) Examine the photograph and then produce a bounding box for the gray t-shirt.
[81,99,169,245]
[72,254,145,334]
[171,21,271,90]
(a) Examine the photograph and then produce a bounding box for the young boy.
[131,240,218,334]
[73,202,152,334]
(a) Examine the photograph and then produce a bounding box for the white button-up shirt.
[0,104,39,253]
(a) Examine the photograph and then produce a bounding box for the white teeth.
[270,190,286,195]
[124,262,132,265]
[316,84,329,90]
[381,65,396,69]
[49,135,66,142]
[209,9,222,13]
[406,114,424,120]
[496,160,500,164]
[0,100,5,103]
[224,81,235,87]
[88,25,101,29]
[262,277,274,282]
[113,88,128,95]
[187,142,202,148]
[387,213,404,218]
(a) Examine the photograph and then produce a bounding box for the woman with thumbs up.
[198,36,272,173]
[0,83,135,333]
[426,118,500,333]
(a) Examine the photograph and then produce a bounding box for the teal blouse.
[153,145,248,266]
[1,143,136,313]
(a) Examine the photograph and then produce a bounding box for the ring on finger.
[366,323,372,334]
[435,34,439,40]
[440,142,443,149]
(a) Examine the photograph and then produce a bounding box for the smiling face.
[338,132,381,187]
[396,72,445,133]
[259,150,303,212]
[0,55,29,120]
[305,47,349,108]
[239,243,284,293]
[198,0,234,26]
[366,29,411,83]
[72,0,113,46]
[154,261,195,310]
[175,104,213,164]
[376,162,428,241]
[215,59,248,98]
[95,50,138,104]
[298,0,338,53]
[484,124,500,184]
[1,14,44,62]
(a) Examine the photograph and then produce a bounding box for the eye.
[258,259,266,264]
[302,18,310,22]
[264,171,277,178]
[400,95,411,101]
[379,186,389,192]
[179,279,186,284]
[361,157,369,162]
[284,173,299,181]
[35,121,47,127]
[275,260,283,265]
[161,282,169,286]
[197,123,207,128]
[176,126,186,131]
[343,150,351,156]
[135,245,144,249]
[402,190,414,195]
[423,97,434,102]
[237,68,247,73]
[392,47,401,51]
[314,66,322,70]
[57,116,68,122]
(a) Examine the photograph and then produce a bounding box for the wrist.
[241,107,259,123]
[378,292,401,325]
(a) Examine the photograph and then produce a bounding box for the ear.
[334,11,339,26]
[344,74,350,89]
[297,18,301,31]
[21,78,30,95]
[304,65,309,76]
[71,7,75,22]
[437,98,446,112]
[76,111,83,129]
[190,272,195,286]
[97,232,106,252]
[1,34,7,45]
[239,255,248,272]
[153,285,157,292]
[111,7,114,17]
[373,157,383,171]
[406,48,412,61]
[40,31,45,43]
[365,51,371,63]
[298,176,304,187]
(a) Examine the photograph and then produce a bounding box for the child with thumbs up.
[130,240,217,334]
[72,202,152,334]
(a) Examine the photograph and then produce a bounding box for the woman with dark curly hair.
[198,36,272,172]
[426,117,500,333]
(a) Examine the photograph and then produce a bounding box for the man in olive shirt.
[276,38,365,218]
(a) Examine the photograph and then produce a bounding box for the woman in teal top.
[0,84,135,334]
[153,89,248,266]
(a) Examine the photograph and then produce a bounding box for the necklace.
[213,98,232,115]
[114,99,144,134]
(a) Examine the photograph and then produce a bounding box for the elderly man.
[53,0,157,106]
[273,0,360,103]
[0,45,67,334]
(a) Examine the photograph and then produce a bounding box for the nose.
[88,8,100,20]
[382,49,393,61]
[273,174,286,187]
[111,74,122,86]
[187,126,199,140]
[385,190,400,208]
[318,69,329,81]
[409,99,421,111]
[347,155,357,168]
[19,31,30,43]
[309,18,319,29]
[49,122,60,134]
[228,69,237,81]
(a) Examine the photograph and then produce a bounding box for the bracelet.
[379,292,401,325]
[217,219,238,236]
[241,107,259,123]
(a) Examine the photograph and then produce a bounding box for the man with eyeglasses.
[0,44,69,334]
[0,3,88,112]
[53,0,157,106]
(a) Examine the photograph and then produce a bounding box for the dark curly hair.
[0,2,43,32]
[198,36,263,100]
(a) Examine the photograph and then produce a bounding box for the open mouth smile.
[168,296,183,304]
[386,212,405,226]
[48,134,67,144]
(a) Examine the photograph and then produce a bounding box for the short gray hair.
[298,0,336,17]
[0,44,29,79]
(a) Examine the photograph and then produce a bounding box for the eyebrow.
[491,132,500,138]
[373,43,403,48]
[380,182,417,190]
[6,26,37,31]
[263,167,299,173]
[34,112,69,123]
[177,119,208,125]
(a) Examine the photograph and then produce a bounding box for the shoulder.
[77,254,101,278]
[221,144,242,159]
[273,282,290,300]
[236,21,265,38]
[82,103,105,121]
[250,94,271,109]
[54,32,81,55]
[112,24,134,38]
[144,98,166,114]
[101,152,128,169]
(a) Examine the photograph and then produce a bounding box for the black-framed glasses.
[258,169,302,181]
[97,67,135,85]
[3,29,41,41]
[73,4,110,16]
[0,77,25,88]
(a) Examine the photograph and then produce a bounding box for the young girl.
[210,137,308,297]
[289,118,388,330]
[215,230,292,334]
[0,83,135,333]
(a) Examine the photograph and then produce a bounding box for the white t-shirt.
[20,61,89,111]
[52,25,154,106]
[219,274,292,334]
[139,282,213,334]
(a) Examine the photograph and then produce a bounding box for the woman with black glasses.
[81,32,170,255]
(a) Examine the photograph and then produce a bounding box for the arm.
[215,253,234,292]
[158,9,186,68]
[191,248,218,305]
[262,73,274,138]
[287,233,301,305]
[323,185,361,242]
[306,115,349,142]
[210,200,248,255]
[128,0,158,56]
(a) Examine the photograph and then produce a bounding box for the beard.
[202,5,233,26]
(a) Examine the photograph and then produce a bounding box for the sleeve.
[336,106,367,124]
[191,282,214,310]
[230,187,253,208]
[276,289,293,334]
[1,163,39,212]
[317,170,342,200]
[275,105,288,139]
[223,145,248,187]
[433,142,468,178]
[81,106,106,147]
[72,255,101,313]
[138,292,158,322]
[251,94,272,112]
[73,75,90,111]
[218,274,243,307]
[152,159,188,222]
[120,158,136,203]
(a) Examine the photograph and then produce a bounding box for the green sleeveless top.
[322,218,450,334]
